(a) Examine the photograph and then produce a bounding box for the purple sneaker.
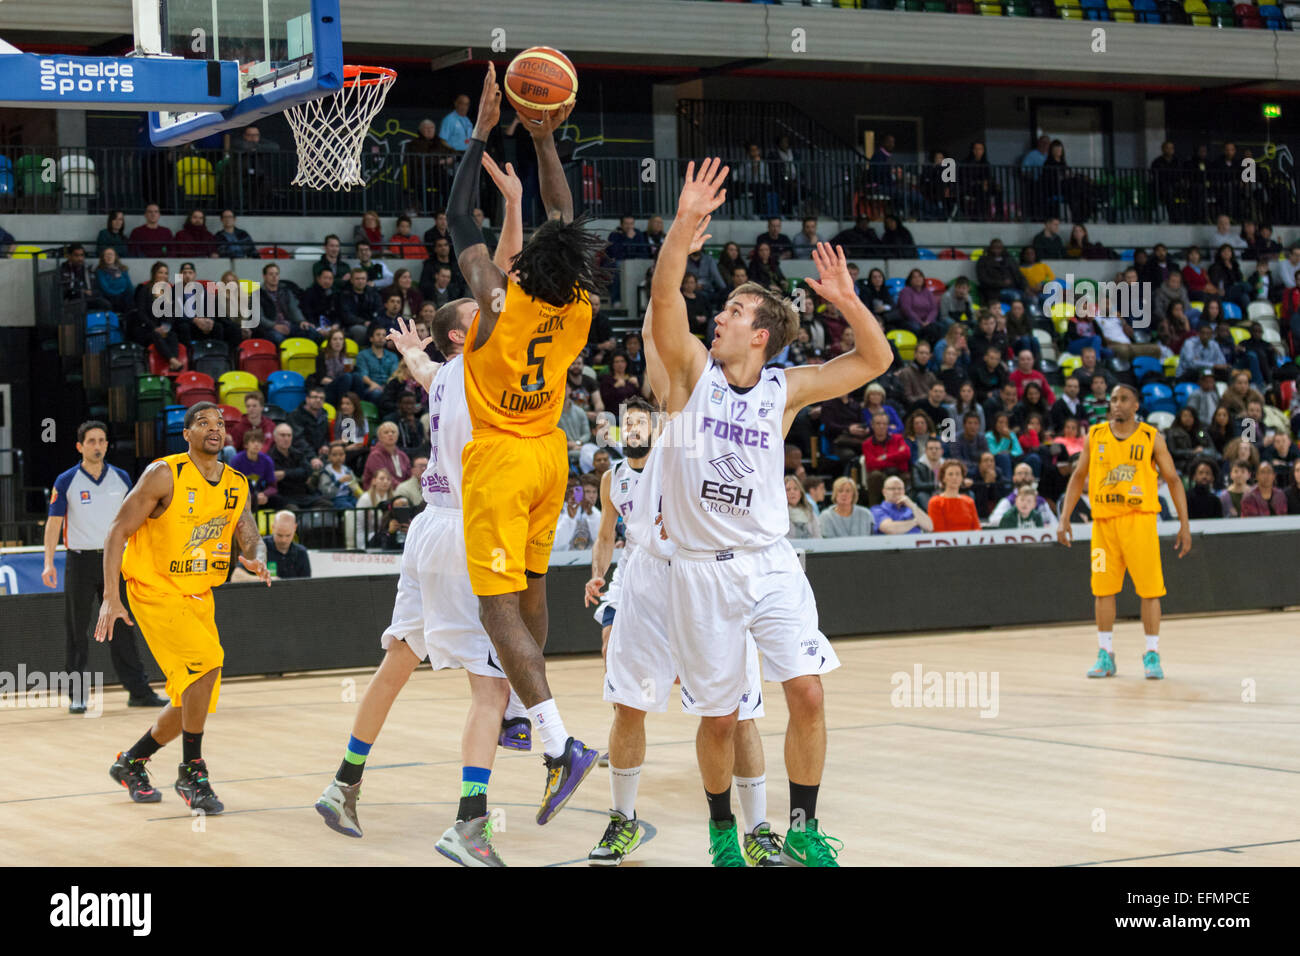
[537,737,599,825]
[499,717,532,751]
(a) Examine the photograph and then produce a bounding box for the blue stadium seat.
[1174,381,1199,406]
[885,277,907,295]
[916,247,938,259]
[1132,356,1165,382]
[1221,302,1243,320]
[266,369,307,411]
[1132,0,1160,20]
[1141,383,1177,416]
[159,405,189,455]
[1080,0,1111,17]
[85,311,122,353]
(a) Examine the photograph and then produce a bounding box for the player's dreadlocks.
[510,214,610,308]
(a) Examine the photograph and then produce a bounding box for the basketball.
[504,46,577,126]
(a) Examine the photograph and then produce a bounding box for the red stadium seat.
[175,370,218,407]
[219,403,244,433]
[237,338,281,382]
[924,277,948,294]
[938,248,970,259]
[259,245,291,258]
[148,343,189,378]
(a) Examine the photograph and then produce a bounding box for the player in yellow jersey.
[96,402,271,813]
[445,64,606,822]
[1058,384,1191,680]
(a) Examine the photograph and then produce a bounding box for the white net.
[285,66,396,191]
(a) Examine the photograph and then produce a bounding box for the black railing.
[2,145,1297,226]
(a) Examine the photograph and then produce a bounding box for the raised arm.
[449,64,508,339]
[584,468,619,609]
[1056,429,1092,547]
[783,243,894,434]
[388,316,440,391]
[529,102,576,223]
[95,461,173,639]
[642,215,713,405]
[650,159,728,413]
[482,153,524,271]
[233,490,271,585]
[1152,431,1192,557]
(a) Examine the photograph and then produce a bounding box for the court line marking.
[1065,837,1300,866]
[894,722,1300,775]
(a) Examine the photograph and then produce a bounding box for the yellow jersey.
[121,453,248,595]
[1087,421,1161,520]
[463,278,593,438]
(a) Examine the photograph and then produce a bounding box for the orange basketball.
[504,47,577,126]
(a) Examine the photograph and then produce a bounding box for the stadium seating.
[267,370,307,412]
[218,370,260,407]
[191,340,234,380]
[885,277,907,296]
[219,404,244,436]
[1132,355,1165,382]
[147,343,189,378]
[1145,409,1176,430]
[1174,381,1199,406]
[135,375,174,425]
[280,337,319,376]
[1221,302,1244,321]
[14,155,55,198]
[1141,382,1178,416]
[85,311,122,353]
[159,405,188,455]
[238,338,281,382]
[887,329,918,360]
[177,155,217,199]
[174,371,218,407]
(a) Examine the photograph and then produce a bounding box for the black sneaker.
[69,700,87,715]
[109,751,162,803]
[175,759,224,814]
[127,691,168,707]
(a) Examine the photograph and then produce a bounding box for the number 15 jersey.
[463,279,592,438]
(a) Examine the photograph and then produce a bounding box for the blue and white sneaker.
[1087,648,1116,678]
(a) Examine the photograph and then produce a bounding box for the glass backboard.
[137,0,343,146]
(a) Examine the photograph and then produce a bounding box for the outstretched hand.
[527,100,574,139]
[473,63,502,139]
[481,153,523,204]
[688,214,713,255]
[677,158,729,221]
[804,242,854,304]
[387,316,432,356]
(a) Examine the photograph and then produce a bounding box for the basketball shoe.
[1087,648,1117,678]
[1143,651,1164,679]
[109,751,161,803]
[588,810,643,866]
[436,816,505,867]
[742,823,785,866]
[174,759,224,814]
[498,717,532,751]
[537,737,599,825]
[316,779,363,837]
[708,818,746,867]
[781,819,842,867]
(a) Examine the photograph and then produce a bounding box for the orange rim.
[342,65,396,87]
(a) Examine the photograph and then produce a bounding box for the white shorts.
[380,507,502,678]
[591,558,624,628]
[668,537,838,717]
[603,547,765,719]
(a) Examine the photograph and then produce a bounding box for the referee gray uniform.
[49,464,157,701]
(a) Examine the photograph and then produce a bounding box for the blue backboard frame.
[147,0,344,147]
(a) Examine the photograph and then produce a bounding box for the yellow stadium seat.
[176,156,216,198]
[218,370,260,407]
[1188,300,1205,314]
[1229,326,1250,346]
[1162,356,1179,378]
[1060,355,1082,377]
[886,329,918,361]
[279,337,320,377]
[969,248,984,261]
[322,401,336,424]
[10,244,50,259]
[345,338,359,358]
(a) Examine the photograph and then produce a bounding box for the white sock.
[733,774,767,834]
[609,765,642,819]
[526,699,569,758]
[1098,631,1113,653]
[504,686,528,721]
[1145,634,1159,652]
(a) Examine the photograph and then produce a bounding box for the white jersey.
[421,355,472,511]
[622,443,675,560]
[659,358,789,551]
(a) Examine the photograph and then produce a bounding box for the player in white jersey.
[649,159,893,867]
[583,394,779,866]
[315,157,528,867]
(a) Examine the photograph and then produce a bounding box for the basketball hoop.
[285,65,396,191]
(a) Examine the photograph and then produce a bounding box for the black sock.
[182,730,203,764]
[457,794,487,823]
[790,781,819,828]
[125,730,163,762]
[336,759,364,786]
[705,787,733,824]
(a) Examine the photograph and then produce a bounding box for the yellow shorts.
[1090,512,1165,599]
[461,427,568,596]
[125,578,224,711]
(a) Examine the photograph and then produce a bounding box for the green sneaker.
[1087,648,1116,678]
[780,819,842,867]
[588,810,643,866]
[1142,650,1164,680]
[708,818,746,867]
[742,823,786,867]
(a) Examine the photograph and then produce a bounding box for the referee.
[42,420,165,714]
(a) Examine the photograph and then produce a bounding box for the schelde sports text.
[39,59,136,96]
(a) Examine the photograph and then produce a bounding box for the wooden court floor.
[3,609,1298,867]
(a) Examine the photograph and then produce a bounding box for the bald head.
[271,510,297,553]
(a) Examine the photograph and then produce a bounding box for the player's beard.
[623,442,651,459]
